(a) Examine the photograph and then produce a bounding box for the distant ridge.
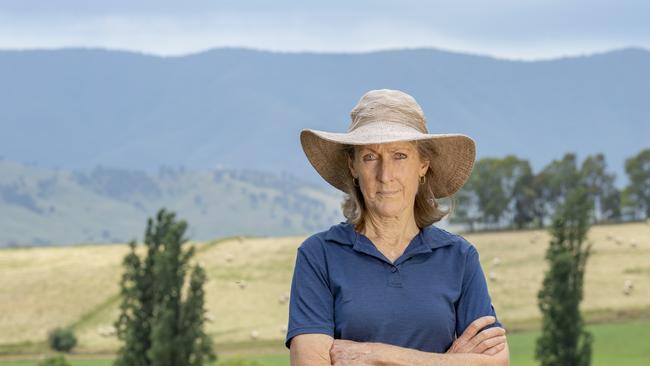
[1,46,647,189]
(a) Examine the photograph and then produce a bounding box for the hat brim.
[300,124,476,198]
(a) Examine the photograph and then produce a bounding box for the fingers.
[457,316,497,346]
[467,327,506,353]
[469,327,506,346]
[474,335,507,353]
[483,342,506,356]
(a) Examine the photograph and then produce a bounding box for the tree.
[623,149,650,219]
[580,153,617,223]
[114,208,216,366]
[449,186,481,232]
[47,327,77,353]
[471,158,508,228]
[535,187,593,366]
[509,159,536,229]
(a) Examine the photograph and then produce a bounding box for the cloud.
[0,0,648,59]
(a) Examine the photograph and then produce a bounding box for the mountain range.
[1,46,648,246]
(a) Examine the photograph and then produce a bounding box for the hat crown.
[349,89,429,134]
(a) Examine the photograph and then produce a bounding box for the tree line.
[450,148,650,231]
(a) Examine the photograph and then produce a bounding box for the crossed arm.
[290,316,509,366]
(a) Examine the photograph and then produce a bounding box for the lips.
[378,190,399,195]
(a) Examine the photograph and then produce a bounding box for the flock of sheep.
[97,222,648,340]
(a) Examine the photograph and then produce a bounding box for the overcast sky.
[1,0,648,60]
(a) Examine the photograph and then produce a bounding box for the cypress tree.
[535,187,593,366]
[114,208,216,366]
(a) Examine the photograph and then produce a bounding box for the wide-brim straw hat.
[300,89,476,199]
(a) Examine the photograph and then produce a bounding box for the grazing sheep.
[605,232,614,241]
[630,239,638,249]
[250,330,259,340]
[623,279,634,296]
[491,257,501,267]
[488,272,497,282]
[205,313,215,322]
[225,253,234,263]
[281,325,288,334]
[97,325,117,337]
[236,280,247,289]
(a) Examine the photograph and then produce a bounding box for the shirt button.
[391,267,398,273]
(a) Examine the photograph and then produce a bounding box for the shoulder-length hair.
[340,140,453,232]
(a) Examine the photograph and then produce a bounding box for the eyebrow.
[360,146,412,153]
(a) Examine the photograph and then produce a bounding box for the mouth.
[378,190,399,196]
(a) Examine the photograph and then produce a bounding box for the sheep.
[488,272,498,282]
[281,325,288,334]
[250,330,259,340]
[236,280,247,289]
[225,253,234,263]
[278,293,289,304]
[491,257,501,267]
[623,279,634,296]
[97,325,117,337]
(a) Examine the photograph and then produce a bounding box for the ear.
[347,154,357,178]
[419,158,430,176]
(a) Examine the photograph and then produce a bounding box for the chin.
[372,205,405,218]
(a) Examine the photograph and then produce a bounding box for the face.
[347,141,430,220]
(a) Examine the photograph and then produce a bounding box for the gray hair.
[340,140,453,232]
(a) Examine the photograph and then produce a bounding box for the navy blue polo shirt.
[285,222,503,353]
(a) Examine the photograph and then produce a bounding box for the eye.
[395,152,407,159]
[362,153,377,161]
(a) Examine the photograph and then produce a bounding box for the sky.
[0,0,648,60]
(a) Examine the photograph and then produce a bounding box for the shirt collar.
[324,221,456,251]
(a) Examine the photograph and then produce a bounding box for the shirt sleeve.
[455,244,503,338]
[285,237,335,349]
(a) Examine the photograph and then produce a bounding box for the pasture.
[0,222,649,360]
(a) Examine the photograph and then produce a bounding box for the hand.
[330,339,378,365]
[446,316,507,356]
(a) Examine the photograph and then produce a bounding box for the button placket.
[388,265,402,287]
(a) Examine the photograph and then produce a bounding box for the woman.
[285,89,509,365]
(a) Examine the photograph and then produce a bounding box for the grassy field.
[1,222,649,355]
[1,318,649,365]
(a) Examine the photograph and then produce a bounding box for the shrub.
[47,327,77,352]
[37,355,71,366]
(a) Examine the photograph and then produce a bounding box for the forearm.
[369,342,505,366]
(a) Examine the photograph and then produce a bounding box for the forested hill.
[0,47,649,188]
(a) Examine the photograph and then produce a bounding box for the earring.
[420,175,426,185]
[353,177,360,187]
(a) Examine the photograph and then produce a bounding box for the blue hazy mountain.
[1,47,648,188]
[0,159,345,247]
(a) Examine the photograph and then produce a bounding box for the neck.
[360,210,420,248]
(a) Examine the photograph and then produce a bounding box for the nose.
[378,156,394,183]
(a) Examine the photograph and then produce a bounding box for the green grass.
[2,319,649,366]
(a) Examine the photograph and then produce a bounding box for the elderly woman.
[285,89,509,365]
